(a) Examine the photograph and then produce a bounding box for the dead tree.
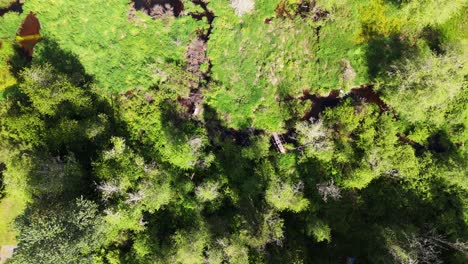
[316,180,341,202]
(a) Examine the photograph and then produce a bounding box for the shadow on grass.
[0,0,23,16]
[420,26,444,55]
[0,163,5,198]
[8,44,31,78]
[2,39,118,202]
[0,83,20,99]
[33,38,93,86]
[303,176,467,262]
[8,38,93,86]
[365,34,412,79]
[383,0,405,7]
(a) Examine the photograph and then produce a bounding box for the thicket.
[0,0,466,263]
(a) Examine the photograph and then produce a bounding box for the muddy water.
[301,85,390,120]
[299,85,426,151]
[350,85,389,111]
[301,89,341,121]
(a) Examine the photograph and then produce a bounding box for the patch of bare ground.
[178,0,215,118]
[0,245,16,264]
[186,38,208,83]
[230,0,254,17]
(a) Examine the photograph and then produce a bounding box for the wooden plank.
[272,132,286,154]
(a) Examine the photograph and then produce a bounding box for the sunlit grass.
[0,189,26,245]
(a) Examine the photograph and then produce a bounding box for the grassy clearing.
[0,0,15,9]
[207,0,370,132]
[27,0,202,92]
[0,152,29,245]
[0,0,203,92]
[206,0,467,132]
[0,188,26,245]
[0,12,22,99]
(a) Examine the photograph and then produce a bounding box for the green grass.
[0,0,203,92]
[0,154,29,245]
[207,0,371,132]
[206,0,465,132]
[0,12,22,97]
[0,41,17,96]
[0,188,26,245]
[439,5,468,52]
[208,0,315,132]
[0,0,15,9]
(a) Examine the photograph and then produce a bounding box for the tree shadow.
[2,40,117,201]
[8,44,31,78]
[307,176,467,262]
[201,105,268,235]
[427,130,456,154]
[8,38,94,86]
[420,26,444,55]
[0,0,23,16]
[426,129,466,173]
[365,34,412,79]
[383,0,406,7]
[160,99,197,139]
[0,83,20,98]
[32,38,93,86]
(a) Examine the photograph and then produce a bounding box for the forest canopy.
[0,0,467,263]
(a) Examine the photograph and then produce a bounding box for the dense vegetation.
[0,0,466,263]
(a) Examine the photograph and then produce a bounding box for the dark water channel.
[0,0,23,16]
[301,85,390,121]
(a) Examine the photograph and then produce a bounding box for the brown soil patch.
[177,1,215,117]
[186,38,208,82]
